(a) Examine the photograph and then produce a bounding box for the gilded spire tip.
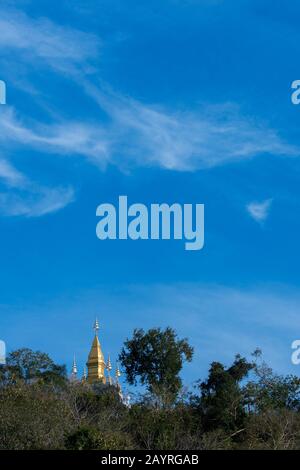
[93,317,100,335]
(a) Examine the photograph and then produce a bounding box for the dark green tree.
[244,351,300,413]
[0,348,67,386]
[198,355,254,432]
[119,327,193,398]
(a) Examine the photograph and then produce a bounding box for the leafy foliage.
[0,348,67,386]
[119,327,193,398]
[1,335,300,450]
[197,355,254,432]
[65,426,134,450]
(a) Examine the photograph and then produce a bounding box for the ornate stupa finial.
[106,354,112,385]
[106,355,112,372]
[93,318,100,336]
[71,354,77,378]
[115,362,123,401]
[115,362,121,379]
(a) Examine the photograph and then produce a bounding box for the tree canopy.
[119,327,193,398]
[0,348,67,386]
[1,332,300,449]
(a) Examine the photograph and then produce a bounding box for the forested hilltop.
[1,327,300,450]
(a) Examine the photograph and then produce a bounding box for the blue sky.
[1,0,300,389]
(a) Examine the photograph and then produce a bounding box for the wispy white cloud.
[0,8,100,74]
[0,7,297,174]
[0,97,297,176]
[0,3,295,174]
[0,7,297,219]
[0,158,75,217]
[247,198,273,223]
[75,84,299,171]
[0,6,101,218]
[0,107,110,166]
[0,158,27,188]
[0,185,75,217]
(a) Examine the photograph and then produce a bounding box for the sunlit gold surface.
[86,334,106,384]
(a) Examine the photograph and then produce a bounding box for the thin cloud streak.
[0,159,27,188]
[0,158,75,217]
[0,107,110,166]
[84,84,299,171]
[0,98,297,175]
[0,186,75,217]
[0,8,100,74]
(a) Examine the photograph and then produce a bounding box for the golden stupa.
[86,318,106,384]
[70,318,123,397]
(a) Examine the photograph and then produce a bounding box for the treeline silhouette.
[0,327,300,450]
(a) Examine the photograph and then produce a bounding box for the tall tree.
[119,327,193,399]
[198,355,254,432]
[244,350,300,413]
[0,348,66,385]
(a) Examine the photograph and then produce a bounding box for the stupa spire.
[115,361,121,382]
[71,354,77,378]
[106,354,112,385]
[86,318,106,384]
[115,361,123,401]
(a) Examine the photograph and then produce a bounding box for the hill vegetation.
[1,328,300,450]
